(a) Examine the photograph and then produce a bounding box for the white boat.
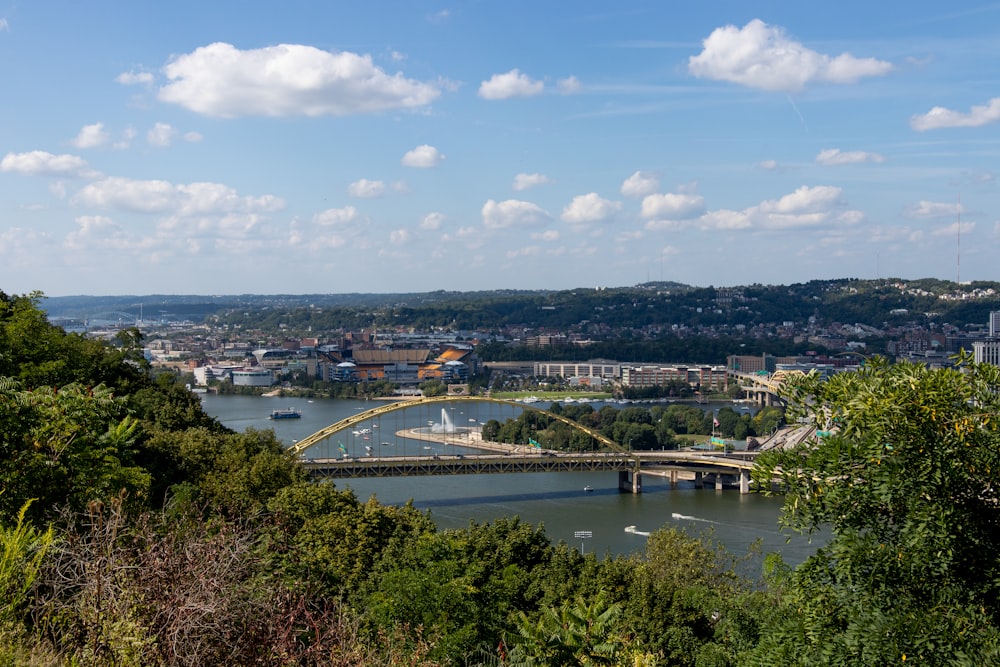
[583,485,593,492]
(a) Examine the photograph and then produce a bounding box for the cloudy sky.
[2,2,999,296]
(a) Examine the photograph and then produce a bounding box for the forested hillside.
[4,289,1000,665]
[43,278,1000,333]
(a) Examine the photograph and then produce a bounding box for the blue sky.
[2,2,999,296]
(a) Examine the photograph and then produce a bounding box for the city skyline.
[1,2,999,296]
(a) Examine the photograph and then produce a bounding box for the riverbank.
[396,427,530,454]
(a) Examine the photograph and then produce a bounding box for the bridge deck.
[301,450,757,480]
[303,453,635,479]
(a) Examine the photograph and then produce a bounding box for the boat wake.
[671,512,717,524]
[624,525,651,536]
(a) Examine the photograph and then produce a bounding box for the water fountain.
[429,408,457,434]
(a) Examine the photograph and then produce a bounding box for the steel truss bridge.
[730,369,805,406]
[292,396,759,493]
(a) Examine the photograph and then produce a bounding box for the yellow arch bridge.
[291,396,758,494]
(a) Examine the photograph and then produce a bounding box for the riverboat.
[269,408,302,419]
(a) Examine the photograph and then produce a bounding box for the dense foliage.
[752,356,1000,664]
[482,402,785,452]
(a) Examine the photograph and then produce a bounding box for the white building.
[231,368,274,387]
[990,311,1000,338]
[192,364,241,386]
[533,361,621,380]
[973,339,1000,367]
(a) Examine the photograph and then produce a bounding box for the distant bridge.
[729,369,805,406]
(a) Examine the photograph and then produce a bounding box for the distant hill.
[36,278,1000,332]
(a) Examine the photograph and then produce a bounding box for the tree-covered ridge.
[42,278,1000,334]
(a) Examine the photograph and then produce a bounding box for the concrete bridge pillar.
[694,471,703,489]
[715,473,724,490]
[669,470,678,486]
[740,469,751,494]
[618,470,642,494]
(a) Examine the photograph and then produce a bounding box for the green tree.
[505,591,624,667]
[0,379,151,523]
[748,405,783,437]
[0,501,53,630]
[750,357,1000,665]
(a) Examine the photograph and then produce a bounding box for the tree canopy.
[752,356,1000,664]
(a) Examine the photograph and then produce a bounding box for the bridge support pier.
[669,470,678,486]
[715,473,724,490]
[618,470,642,494]
[740,469,751,494]
[694,472,703,489]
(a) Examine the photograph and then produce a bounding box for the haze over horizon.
[2,2,998,297]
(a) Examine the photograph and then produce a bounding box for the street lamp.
[574,530,593,555]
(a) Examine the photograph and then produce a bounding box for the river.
[198,393,820,563]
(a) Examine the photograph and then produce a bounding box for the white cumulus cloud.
[313,206,359,226]
[158,42,442,118]
[481,199,551,229]
[513,173,552,191]
[64,215,128,251]
[116,70,153,86]
[758,185,843,215]
[932,221,974,237]
[348,179,386,198]
[688,19,892,92]
[816,148,886,165]
[1,151,99,179]
[621,171,659,198]
[71,123,111,149]
[904,200,963,219]
[72,177,284,215]
[478,69,544,100]
[147,122,177,147]
[910,97,1000,131]
[420,212,445,230]
[557,76,581,94]
[641,192,705,220]
[401,144,445,168]
[532,229,560,241]
[561,193,622,225]
[646,185,863,232]
[389,228,411,245]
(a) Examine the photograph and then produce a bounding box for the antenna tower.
[956,195,961,285]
